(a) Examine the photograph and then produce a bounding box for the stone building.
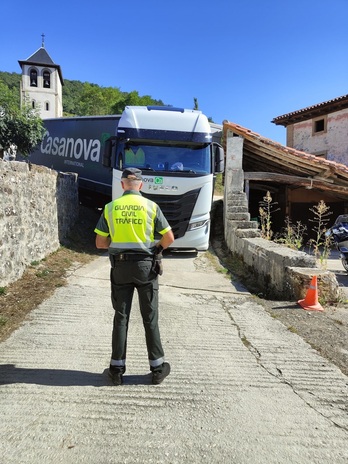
[18,36,63,119]
[272,94,348,166]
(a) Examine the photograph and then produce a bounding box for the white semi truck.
[103,106,224,251]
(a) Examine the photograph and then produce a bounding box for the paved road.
[0,251,347,463]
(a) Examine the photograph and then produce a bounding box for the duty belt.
[112,253,153,262]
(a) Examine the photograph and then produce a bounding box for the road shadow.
[0,364,153,387]
[269,303,302,311]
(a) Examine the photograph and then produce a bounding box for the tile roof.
[272,94,348,126]
[223,120,348,198]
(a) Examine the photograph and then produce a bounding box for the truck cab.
[103,106,224,250]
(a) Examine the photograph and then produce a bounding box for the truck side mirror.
[103,139,113,168]
[214,144,224,173]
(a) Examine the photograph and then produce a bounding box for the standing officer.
[95,167,174,386]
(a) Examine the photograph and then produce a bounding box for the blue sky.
[1,0,348,144]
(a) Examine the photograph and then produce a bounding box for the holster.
[151,253,163,276]
[109,254,117,268]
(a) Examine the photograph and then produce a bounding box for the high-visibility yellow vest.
[103,192,164,253]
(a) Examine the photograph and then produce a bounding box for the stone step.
[226,212,251,221]
[228,206,250,213]
[226,220,259,229]
[227,200,249,208]
[235,228,261,238]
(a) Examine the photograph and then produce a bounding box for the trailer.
[29,115,121,200]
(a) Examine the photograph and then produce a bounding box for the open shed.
[223,121,348,234]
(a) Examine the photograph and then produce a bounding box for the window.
[32,100,36,109]
[45,102,50,111]
[43,70,51,88]
[312,115,327,135]
[121,142,211,174]
[30,69,38,87]
[315,119,324,132]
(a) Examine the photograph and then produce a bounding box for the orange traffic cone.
[298,275,324,312]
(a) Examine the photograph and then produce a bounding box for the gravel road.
[0,252,347,463]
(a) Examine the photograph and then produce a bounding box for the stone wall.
[222,128,342,302]
[0,159,79,287]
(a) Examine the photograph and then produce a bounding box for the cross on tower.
[41,33,45,48]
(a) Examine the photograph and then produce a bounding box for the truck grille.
[142,188,201,239]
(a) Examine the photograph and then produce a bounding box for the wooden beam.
[244,172,316,184]
[243,172,348,194]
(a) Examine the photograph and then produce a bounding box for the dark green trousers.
[110,259,165,371]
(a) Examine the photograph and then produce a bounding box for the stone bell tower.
[18,34,64,119]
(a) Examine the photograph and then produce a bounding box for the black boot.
[108,365,125,386]
[152,362,171,385]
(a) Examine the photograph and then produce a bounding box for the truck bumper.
[170,221,210,251]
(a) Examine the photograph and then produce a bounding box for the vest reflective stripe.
[104,194,158,251]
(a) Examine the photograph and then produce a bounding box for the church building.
[18,35,63,119]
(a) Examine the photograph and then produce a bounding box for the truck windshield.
[122,143,211,174]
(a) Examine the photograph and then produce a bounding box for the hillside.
[0,70,166,117]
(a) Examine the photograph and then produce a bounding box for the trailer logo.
[143,176,178,190]
[40,130,101,163]
[142,176,163,184]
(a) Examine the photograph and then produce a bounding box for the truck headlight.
[187,219,209,231]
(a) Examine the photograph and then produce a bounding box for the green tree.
[62,79,85,116]
[0,81,18,112]
[111,90,165,115]
[0,72,21,106]
[79,83,109,115]
[0,81,44,158]
[0,70,171,117]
